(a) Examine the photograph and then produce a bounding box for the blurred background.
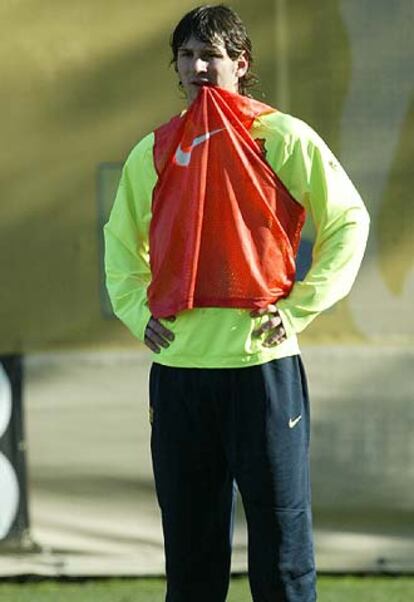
[1,0,413,577]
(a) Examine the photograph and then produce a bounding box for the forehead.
[178,34,227,53]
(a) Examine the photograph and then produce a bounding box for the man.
[104,5,369,602]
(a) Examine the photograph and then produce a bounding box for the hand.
[144,316,176,353]
[250,304,287,347]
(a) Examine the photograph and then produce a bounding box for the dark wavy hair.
[170,4,258,96]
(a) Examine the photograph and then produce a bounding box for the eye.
[178,49,193,58]
[203,51,223,59]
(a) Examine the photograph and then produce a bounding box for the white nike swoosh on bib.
[174,128,225,166]
[288,414,302,429]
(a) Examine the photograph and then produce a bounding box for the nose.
[193,57,208,74]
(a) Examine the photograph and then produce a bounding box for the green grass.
[0,576,413,602]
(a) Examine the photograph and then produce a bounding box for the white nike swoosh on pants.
[288,415,302,429]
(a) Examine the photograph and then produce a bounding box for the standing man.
[104,5,369,602]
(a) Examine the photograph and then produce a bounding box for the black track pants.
[149,356,316,602]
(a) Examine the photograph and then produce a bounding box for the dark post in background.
[0,356,33,550]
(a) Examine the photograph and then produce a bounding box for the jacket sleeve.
[275,121,370,337]
[103,133,157,341]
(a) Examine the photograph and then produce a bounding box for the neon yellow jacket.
[104,111,369,368]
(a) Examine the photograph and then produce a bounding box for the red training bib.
[148,86,305,318]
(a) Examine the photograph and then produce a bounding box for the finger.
[144,335,160,353]
[252,315,282,337]
[146,326,170,348]
[261,316,282,332]
[263,326,287,347]
[250,303,278,318]
[149,318,175,341]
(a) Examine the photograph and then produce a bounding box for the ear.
[235,51,249,79]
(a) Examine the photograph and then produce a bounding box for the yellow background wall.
[1,0,412,352]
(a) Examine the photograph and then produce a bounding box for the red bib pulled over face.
[148,86,305,318]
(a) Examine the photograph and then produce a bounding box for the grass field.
[0,576,413,602]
